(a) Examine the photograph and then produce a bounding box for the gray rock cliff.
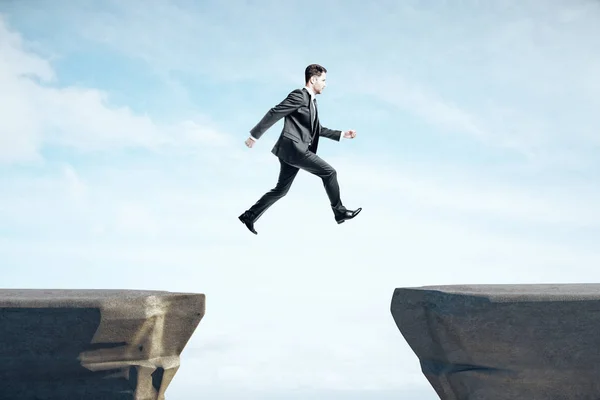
[391,284,600,399]
[0,289,204,399]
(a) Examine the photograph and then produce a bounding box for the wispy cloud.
[333,155,600,228]
[12,0,599,170]
[0,17,233,164]
[335,1,600,167]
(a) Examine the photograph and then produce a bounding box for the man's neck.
[304,85,316,97]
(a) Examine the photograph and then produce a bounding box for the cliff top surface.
[394,283,600,301]
[0,289,204,307]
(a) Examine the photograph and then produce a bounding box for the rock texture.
[0,289,205,400]
[390,284,600,399]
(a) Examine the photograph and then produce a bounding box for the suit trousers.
[247,151,345,221]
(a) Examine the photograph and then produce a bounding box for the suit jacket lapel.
[304,88,319,138]
[304,88,314,133]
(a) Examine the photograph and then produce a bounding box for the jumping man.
[238,64,362,234]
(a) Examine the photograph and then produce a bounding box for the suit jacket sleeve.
[249,89,304,140]
[318,122,342,141]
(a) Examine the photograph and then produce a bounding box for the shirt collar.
[304,85,316,99]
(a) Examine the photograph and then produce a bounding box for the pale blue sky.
[1,0,600,398]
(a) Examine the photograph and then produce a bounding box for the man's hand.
[245,137,255,148]
[343,129,357,139]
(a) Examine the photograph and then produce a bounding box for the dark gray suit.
[245,87,347,222]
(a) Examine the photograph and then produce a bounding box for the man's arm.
[319,124,357,142]
[248,89,304,142]
[318,121,343,141]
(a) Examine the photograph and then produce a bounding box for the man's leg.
[239,159,299,233]
[287,151,346,215]
[286,151,361,223]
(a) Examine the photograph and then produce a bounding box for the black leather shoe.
[238,211,257,234]
[335,207,362,224]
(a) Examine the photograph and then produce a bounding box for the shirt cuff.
[249,135,258,141]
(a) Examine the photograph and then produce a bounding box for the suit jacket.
[249,87,342,163]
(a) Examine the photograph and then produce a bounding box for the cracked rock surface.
[391,284,600,399]
[0,289,205,400]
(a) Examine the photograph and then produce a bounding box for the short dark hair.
[305,64,327,84]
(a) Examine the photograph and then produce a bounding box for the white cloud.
[19,0,599,168]
[0,16,233,164]
[355,76,491,141]
[9,0,599,169]
[63,164,87,205]
[70,0,305,85]
[0,20,50,162]
[176,119,234,148]
[327,1,600,167]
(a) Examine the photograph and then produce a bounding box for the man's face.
[312,72,327,94]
